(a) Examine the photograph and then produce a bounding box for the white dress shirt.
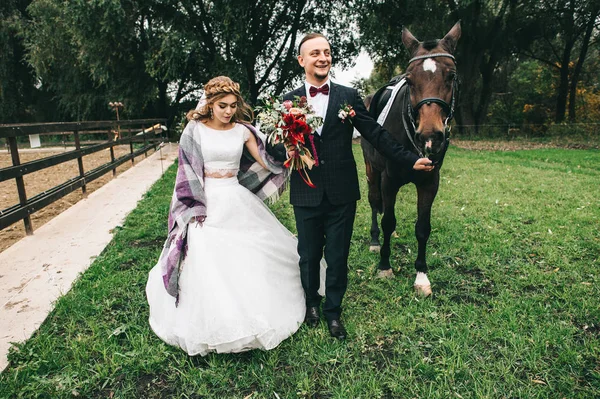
[304,79,330,135]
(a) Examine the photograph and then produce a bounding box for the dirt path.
[451,138,598,151]
[0,146,153,253]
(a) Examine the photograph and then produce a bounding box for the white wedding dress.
[146,123,308,356]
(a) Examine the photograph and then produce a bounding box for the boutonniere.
[338,103,356,123]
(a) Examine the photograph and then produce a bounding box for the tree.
[0,0,39,122]
[521,0,600,122]
[22,0,361,123]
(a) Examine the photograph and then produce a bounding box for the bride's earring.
[209,108,214,119]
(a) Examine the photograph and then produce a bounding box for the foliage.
[486,59,555,127]
[20,0,361,123]
[1,145,599,398]
[520,0,600,123]
[4,0,599,129]
[0,0,42,122]
[23,0,161,121]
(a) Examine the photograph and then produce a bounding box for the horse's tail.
[361,92,385,214]
[364,94,374,111]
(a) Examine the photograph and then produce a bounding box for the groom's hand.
[286,145,297,158]
[413,158,435,172]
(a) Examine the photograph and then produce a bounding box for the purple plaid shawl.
[158,121,288,300]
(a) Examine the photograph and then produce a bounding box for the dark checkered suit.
[271,82,419,321]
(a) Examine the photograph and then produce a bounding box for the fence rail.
[0,119,167,235]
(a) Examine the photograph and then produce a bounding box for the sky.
[330,50,374,87]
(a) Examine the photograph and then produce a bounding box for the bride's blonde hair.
[186,76,254,123]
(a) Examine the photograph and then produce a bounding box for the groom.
[270,33,434,339]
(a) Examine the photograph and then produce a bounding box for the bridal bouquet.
[256,96,323,188]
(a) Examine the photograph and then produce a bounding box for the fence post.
[143,125,148,157]
[73,130,87,197]
[151,124,156,151]
[8,136,33,235]
[128,127,134,164]
[108,128,116,177]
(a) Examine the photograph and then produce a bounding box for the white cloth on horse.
[376,78,406,127]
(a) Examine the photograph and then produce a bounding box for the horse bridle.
[402,53,458,158]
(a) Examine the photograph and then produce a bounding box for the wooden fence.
[0,119,167,235]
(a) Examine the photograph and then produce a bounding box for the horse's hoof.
[376,269,394,279]
[414,284,432,297]
[369,245,381,253]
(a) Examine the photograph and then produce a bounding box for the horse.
[361,22,461,297]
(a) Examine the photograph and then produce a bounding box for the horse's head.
[402,22,461,157]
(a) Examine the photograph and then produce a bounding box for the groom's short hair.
[298,33,329,55]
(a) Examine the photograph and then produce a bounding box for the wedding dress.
[146,123,310,356]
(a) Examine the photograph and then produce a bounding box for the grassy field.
[1,144,599,398]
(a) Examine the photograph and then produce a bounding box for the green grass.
[1,145,599,398]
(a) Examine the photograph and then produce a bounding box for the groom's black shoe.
[327,319,347,340]
[304,306,320,327]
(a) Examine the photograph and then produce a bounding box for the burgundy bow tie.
[309,84,329,97]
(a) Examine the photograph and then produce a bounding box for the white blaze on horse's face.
[423,58,437,73]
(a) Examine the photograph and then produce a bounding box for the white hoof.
[414,284,432,297]
[376,269,394,279]
[369,245,381,253]
[414,272,432,297]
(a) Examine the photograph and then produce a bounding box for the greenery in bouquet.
[256,96,323,187]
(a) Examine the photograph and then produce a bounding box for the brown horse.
[361,22,461,296]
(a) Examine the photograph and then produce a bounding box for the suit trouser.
[293,195,357,321]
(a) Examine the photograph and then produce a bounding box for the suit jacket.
[274,82,419,207]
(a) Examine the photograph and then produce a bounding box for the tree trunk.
[555,40,573,123]
[455,41,485,135]
[568,7,597,122]
[157,80,169,119]
[475,52,498,127]
[555,3,576,123]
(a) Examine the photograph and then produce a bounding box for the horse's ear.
[441,21,461,53]
[402,27,421,57]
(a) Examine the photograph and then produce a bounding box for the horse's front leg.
[414,172,440,297]
[364,160,382,252]
[377,173,400,278]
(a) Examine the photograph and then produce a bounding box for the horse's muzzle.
[418,131,445,157]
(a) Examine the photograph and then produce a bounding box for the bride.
[146,76,312,356]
